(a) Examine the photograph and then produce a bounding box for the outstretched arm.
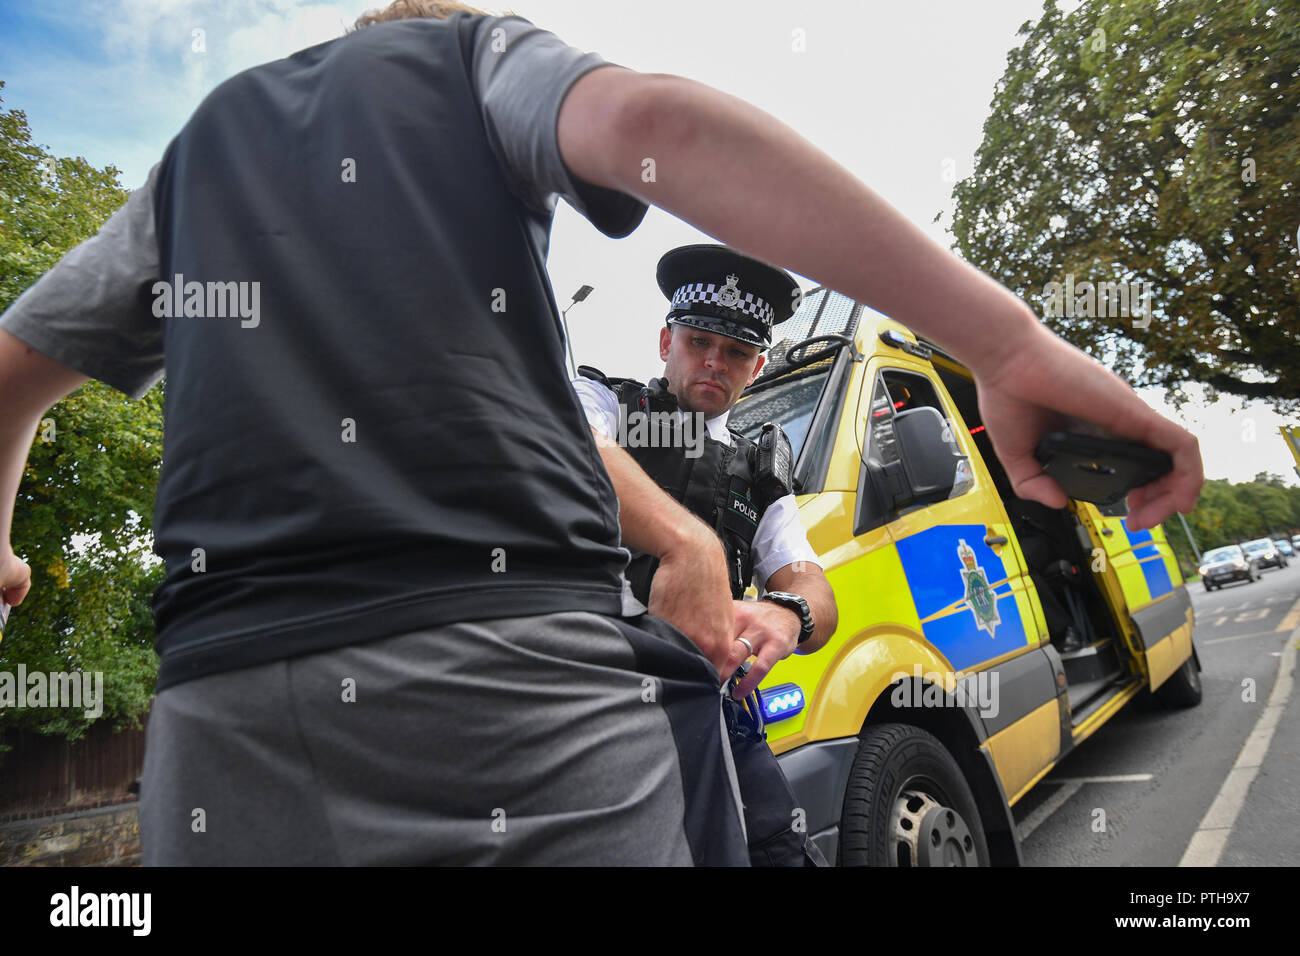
[0,329,89,608]
[557,68,1203,531]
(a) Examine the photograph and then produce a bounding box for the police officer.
[573,244,839,865]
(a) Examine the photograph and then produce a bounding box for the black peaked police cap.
[656,244,800,349]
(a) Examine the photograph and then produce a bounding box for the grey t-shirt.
[0,15,645,395]
[2,14,650,688]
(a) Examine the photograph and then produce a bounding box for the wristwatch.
[762,590,814,645]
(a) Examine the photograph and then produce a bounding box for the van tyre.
[1156,650,1202,708]
[839,723,989,867]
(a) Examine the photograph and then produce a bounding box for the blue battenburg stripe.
[1122,519,1172,598]
[1121,519,1153,544]
[1133,544,1173,597]
[895,525,1028,672]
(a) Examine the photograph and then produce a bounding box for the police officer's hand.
[727,599,801,699]
[649,522,735,678]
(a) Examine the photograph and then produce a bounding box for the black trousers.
[723,696,827,867]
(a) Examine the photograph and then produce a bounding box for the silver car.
[1242,537,1287,570]
[1199,545,1259,590]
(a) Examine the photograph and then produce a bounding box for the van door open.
[1074,500,1193,690]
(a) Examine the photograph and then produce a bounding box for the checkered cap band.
[670,282,775,330]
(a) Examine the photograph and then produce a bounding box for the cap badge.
[717,274,741,308]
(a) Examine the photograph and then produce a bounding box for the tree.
[0,82,163,747]
[0,83,130,310]
[949,0,1300,412]
[1162,474,1300,576]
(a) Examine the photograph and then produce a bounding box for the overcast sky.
[1,0,1296,489]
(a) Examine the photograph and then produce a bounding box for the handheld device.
[1033,431,1173,506]
[0,600,9,644]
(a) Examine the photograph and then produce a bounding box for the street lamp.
[560,284,594,377]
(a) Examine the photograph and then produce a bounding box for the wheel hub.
[891,789,978,866]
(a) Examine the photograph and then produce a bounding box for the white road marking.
[1180,596,1300,867]
[1202,629,1287,646]
[1016,775,1153,842]
[1017,781,1082,842]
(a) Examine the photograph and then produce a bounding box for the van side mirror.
[855,406,969,535]
[894,406,962,505]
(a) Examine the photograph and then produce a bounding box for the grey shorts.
[140,611,748,865]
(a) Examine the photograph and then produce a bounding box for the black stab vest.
[581,368,773,602]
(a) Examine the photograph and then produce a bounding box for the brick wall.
[0,798,140,866]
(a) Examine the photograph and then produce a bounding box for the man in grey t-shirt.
[0,0,1205,865]
[0,4,751,866]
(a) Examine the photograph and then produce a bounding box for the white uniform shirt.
[572,376,822,606]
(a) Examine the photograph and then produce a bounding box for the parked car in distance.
[1291,534,1300,551]
[1242,537,1287,570]
[1199,545,1260,590]
[1275,539,1295,558]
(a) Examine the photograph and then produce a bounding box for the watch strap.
[762,590,814,644]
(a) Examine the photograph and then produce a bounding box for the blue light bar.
[758,683,805,722]
[878,328,933,360]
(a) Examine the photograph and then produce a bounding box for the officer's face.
[660,324,765,419]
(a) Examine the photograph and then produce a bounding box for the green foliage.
[0,82,129,311]
[1161,473,1300,576]
[949,0,1300,411]
[0,82,162,747]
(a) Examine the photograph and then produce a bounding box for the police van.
[730,289,1200,866]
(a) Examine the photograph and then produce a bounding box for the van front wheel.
[839,723,989,867]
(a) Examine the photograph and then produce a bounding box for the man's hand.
[726,563,837,698]
[973,323,1204,532]
[1,547,32,609]
[590,426,735,677]
[726,599,801,699]
[646,521,735,677]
